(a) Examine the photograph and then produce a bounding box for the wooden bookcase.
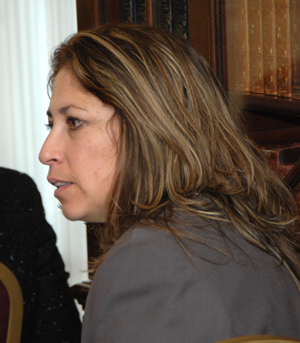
[76,0,300,147]
[219,0,300,146]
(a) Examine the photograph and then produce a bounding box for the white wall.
[0,0,88,289]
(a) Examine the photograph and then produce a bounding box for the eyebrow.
[46,105,87,117]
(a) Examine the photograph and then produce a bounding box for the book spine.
[136,0,146,24]
[172,0,189,38]
[291,0,300,99]
[157,0,172,32]
[120,0,134,24]
[262,149,280,174]
[263,143,300,179]
[225,0,250,92]
[262,0,277,95]
[275,0,292,97]
[224,0,235,91]
[248,0,264,93]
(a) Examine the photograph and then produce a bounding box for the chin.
[61,205,105,223]
[61,206,86,222]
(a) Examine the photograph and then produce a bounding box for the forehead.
[52,68,82,93]
[49,69,97,112]
[47,68,117,125]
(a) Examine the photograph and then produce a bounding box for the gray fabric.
[82,216,300,343]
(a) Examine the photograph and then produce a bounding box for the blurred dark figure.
[0,167,81,342]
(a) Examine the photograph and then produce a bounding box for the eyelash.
[45,123,52,131]
[44,117,83,131]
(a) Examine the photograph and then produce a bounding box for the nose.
[39,132,64,165]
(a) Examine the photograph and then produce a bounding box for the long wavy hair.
[48,24,300,280]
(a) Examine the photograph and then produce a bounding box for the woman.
[39,25,300,342]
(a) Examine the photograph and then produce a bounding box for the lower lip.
[54,183,73,197]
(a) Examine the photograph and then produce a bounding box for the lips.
[53,182,72,188]
[48,178,72,187]
[47,178,73,197]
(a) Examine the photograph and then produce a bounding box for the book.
[172,0,188,38]
[263,144,300,177]
[225,0,250,92]
[224,0,235,90]
[275,0,292,97]
[120,0,133,24]
[262,143,300,215]
[290,0,300,99]
[157,0,172,32]
[262,0,277,95]
[248,0,264,93]
[136,0,146,24]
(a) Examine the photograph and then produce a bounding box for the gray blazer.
[82,216,300,343]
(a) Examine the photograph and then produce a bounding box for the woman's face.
[39,68,120,223]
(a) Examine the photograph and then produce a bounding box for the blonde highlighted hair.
[49,24,300,278]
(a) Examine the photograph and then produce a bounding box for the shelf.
[229,92,300,118]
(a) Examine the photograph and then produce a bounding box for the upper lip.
[47,178,73,187]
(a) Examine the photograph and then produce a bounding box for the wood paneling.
[77,0,120,31]
[104,0,120,24]
[145,0,157,26]
[76,0,98,31]
[189,0,210,63]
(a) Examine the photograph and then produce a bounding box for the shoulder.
[84,225,233,342]
[92,219,252,287]
[107,225,183,257]
[88,224,231,319]
[96,225,194,279]
[89,225,205,307]
[0,167,56,266]
[0,167,37,190]
[0,167,42,212]
[93,227,186,283]
[91,217,300,308]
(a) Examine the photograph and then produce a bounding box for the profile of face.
[39,68,120,223]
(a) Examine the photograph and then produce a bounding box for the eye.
[67,117,83,129]
[45,123,53,131]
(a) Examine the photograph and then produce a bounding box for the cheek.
[84,140,119,181]
[71,129,119,187]
[71,138,101,164]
